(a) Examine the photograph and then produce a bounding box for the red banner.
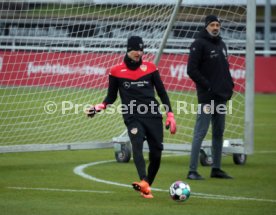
[0,51,275,93]
[255,57,276,93]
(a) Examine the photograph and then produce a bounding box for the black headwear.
[127,36,144,52]
[205,15,221,28]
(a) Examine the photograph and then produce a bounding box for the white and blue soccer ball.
[169,181,191,202]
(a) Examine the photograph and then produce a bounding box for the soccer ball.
[169,181,191,202]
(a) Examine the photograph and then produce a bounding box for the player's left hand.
[165,112,176,134]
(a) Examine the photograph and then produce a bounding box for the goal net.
[0,0,246,152]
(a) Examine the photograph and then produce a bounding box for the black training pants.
[126,117,163,185]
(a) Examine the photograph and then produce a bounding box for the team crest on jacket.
[130,128,138,135]
[140,64,147,72]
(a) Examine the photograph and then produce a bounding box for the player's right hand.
[86,103,106,118]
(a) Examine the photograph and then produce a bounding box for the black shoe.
[210,168,233,179]
[187,171,205,180]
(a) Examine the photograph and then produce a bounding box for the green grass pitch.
[0,94,275,215]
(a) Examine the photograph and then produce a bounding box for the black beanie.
[205,15,220,27]
[127,36,144,52]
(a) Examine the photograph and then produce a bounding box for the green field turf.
[0,93,275,215]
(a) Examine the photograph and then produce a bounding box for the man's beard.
[210,30,220,37]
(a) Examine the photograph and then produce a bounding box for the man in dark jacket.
[187,15,234,180]
[87,36,176,197]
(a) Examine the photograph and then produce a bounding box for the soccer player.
[87,36,176,198]
[186,15,234,180]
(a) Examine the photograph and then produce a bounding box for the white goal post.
[0,0,255,156]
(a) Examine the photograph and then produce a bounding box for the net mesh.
[0,1,246,146]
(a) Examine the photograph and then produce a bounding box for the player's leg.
[211,101,226,169]
[188,103,212,180]
[135,117,163,199]
[126,119,147,181]
[126,119,152,195]
[142,117,163,186]
[210,102,232,179]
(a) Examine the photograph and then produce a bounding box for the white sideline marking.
[73,160,276,203]
[255,150,276,154]
[7,186,113,194]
